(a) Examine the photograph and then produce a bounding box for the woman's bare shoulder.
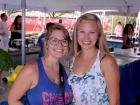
[19,60,38,77]
[100,53,119,76]
[100,53,117,65]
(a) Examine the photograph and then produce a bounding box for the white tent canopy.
[0,0,140,14]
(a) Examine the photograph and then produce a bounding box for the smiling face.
[47,29,68,59]
[73,13,109,55]
[77,20,99,50]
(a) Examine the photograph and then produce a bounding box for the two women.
[9,13,120,105]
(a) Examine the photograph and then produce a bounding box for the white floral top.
[68,50,109,105]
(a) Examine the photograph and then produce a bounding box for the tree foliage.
[0,49,13,71]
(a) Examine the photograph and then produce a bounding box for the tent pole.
[124,16,127,25]
[111,15,114,35]
[43,8,47,30]
[21,0,26,64]
[102,11,106,31]
[80,6,83,15]
[4,4,7,13]
[70,11,75,28]
[124,6,130,26]
[138,12,140,45]
[123,0,130,24]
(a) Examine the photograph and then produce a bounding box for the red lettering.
[42,92,49,102]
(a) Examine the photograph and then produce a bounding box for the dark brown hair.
[123,24,134,35]
[0,13,6,19]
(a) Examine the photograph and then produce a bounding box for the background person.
[0,13,10,51]
[8,24,73,105]
[122,24,135,49]
[68,13,120,105]
[114,21,124,37]
[37,22,54,57]
[9,15,22,48]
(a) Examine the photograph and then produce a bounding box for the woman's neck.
[44,54,59,67]
[80,47,98,59]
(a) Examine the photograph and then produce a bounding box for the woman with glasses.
[68,13,120,105]
[8,24,73,105]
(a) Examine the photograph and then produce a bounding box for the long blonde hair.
[73,13,109,56]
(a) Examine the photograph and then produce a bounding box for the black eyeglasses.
[48,37,68,47]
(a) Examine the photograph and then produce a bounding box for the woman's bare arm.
[8,61,37,105]
[101,55,120,105]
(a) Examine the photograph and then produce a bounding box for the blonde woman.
[68,13,120,105]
